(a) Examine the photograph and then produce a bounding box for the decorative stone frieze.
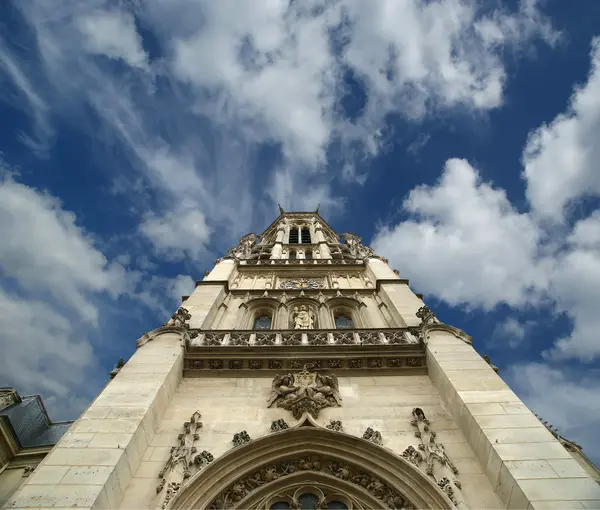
[270,419,289,432]
[401,408,463,507]
[267,364,342,419]
[362,427,383,445]
[156,411,214,509]
[279,277,325,290]
[232,430,251,447]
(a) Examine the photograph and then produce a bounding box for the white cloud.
[140,208,211,261]
[505,362,600,464]
[75,9,149,69]
[492,317,533,348]
[2,0,558,258]
[372,159,548,309]
[0,177,130,322]
[523,37,600,221]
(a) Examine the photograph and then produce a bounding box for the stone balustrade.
[240,258,364,266]
[188,328,419,348]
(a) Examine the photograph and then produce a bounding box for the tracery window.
[335,315,354,329]
[253,315,272,330]
[301,227,311,243]
[289,228,299,244]
[268,491,349,510]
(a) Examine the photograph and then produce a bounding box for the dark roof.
[0,393,73,448]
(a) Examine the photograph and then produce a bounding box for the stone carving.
[333,331,355,345]
[232,430,251,447]
[270,419,289,432]
[407,357,422,367]
[254,333,276,346]
[368,358,381,368]
[228,360,243,369]
[228,233,258,260]
[416,306,435,326]
[249,360,262,369]
[282,332,303,345]
[156,411,213,509]
[267,364,342,419]
[348,359,362,369]
[209,360,223,369]
[22,465,36,477]
[308,332,329,345]
[362,427,383,445]
[0,389,18,410]
[268,360,283,369]
[402,408,462,506]
[166,307,192,328]
[279,277,325,290]
[327,359,342,368]
[341,233,375,259]
[292,305,315,329]
[387,358,403,368]
[326,420,343,432]
[483,354,499,373]
[208,456,414,510]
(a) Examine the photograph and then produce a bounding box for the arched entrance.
[168,416,455,509]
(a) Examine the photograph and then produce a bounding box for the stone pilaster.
[426,330,600,508]
[6,330,184,509]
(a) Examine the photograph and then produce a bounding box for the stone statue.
[267,364,342,418]
[293,305,314,329]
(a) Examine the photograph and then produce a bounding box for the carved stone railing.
[188,328,419,348]
[185,328,426,373]
[240,259,364,266]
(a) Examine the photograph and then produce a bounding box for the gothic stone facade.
[6,212,600,509]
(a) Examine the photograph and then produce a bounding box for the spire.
[278,203,285,215]
[315,204,320,214]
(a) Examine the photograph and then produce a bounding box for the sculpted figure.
[293,305,314,329]
[267,373,299,407]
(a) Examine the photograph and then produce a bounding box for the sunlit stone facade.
[6,211,600,509]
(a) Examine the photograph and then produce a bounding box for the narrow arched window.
[253,315,272,330]
[301,227,311,243]
[305,249,313,260]
[289,227,299,243]
[289,250,297,260]
[335,314,354,329]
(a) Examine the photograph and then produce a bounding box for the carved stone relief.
[156,411,214,509]
[227,233,258,260]
[267,364,342,419]
[208,456,415,510]
[326,420,343,432]
[165,307,192,329]
[362,427,383,445]
[271,419,290,432]
[232,431,251,447]
[279,277,325,290]
[341,233,375,259]
[292,305,315,329]
[401,408,463,506]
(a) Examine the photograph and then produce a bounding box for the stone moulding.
[166,421,454,510]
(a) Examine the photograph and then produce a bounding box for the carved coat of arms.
[267,364,342,419]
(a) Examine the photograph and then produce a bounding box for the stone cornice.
[194,280,230,292]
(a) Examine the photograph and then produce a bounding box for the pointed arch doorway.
[168,414,455,510]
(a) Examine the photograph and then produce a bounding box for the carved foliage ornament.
[401,408,462,506]
[156,411,213,509]
[279,277,325,290]
[267,364,342,419]
[208,456,415,510]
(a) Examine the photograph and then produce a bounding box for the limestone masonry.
[5,210,600,509]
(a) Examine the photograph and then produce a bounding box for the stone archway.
[168,417,455,510]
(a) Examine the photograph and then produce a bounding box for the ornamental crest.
[267,364,342,419]
[279,277,325,290]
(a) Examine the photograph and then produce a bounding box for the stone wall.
[119,373,501,509]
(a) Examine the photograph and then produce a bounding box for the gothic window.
[335,314,354,329]
[289,250,297,260]
[305,249,313,260]
[301,227,311,243]
[253,315,272,330]
[269,493,348,510]
[289,227,299,244]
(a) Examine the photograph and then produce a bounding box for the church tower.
[6,210,600,509]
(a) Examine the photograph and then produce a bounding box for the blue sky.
[1,0,600,463]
